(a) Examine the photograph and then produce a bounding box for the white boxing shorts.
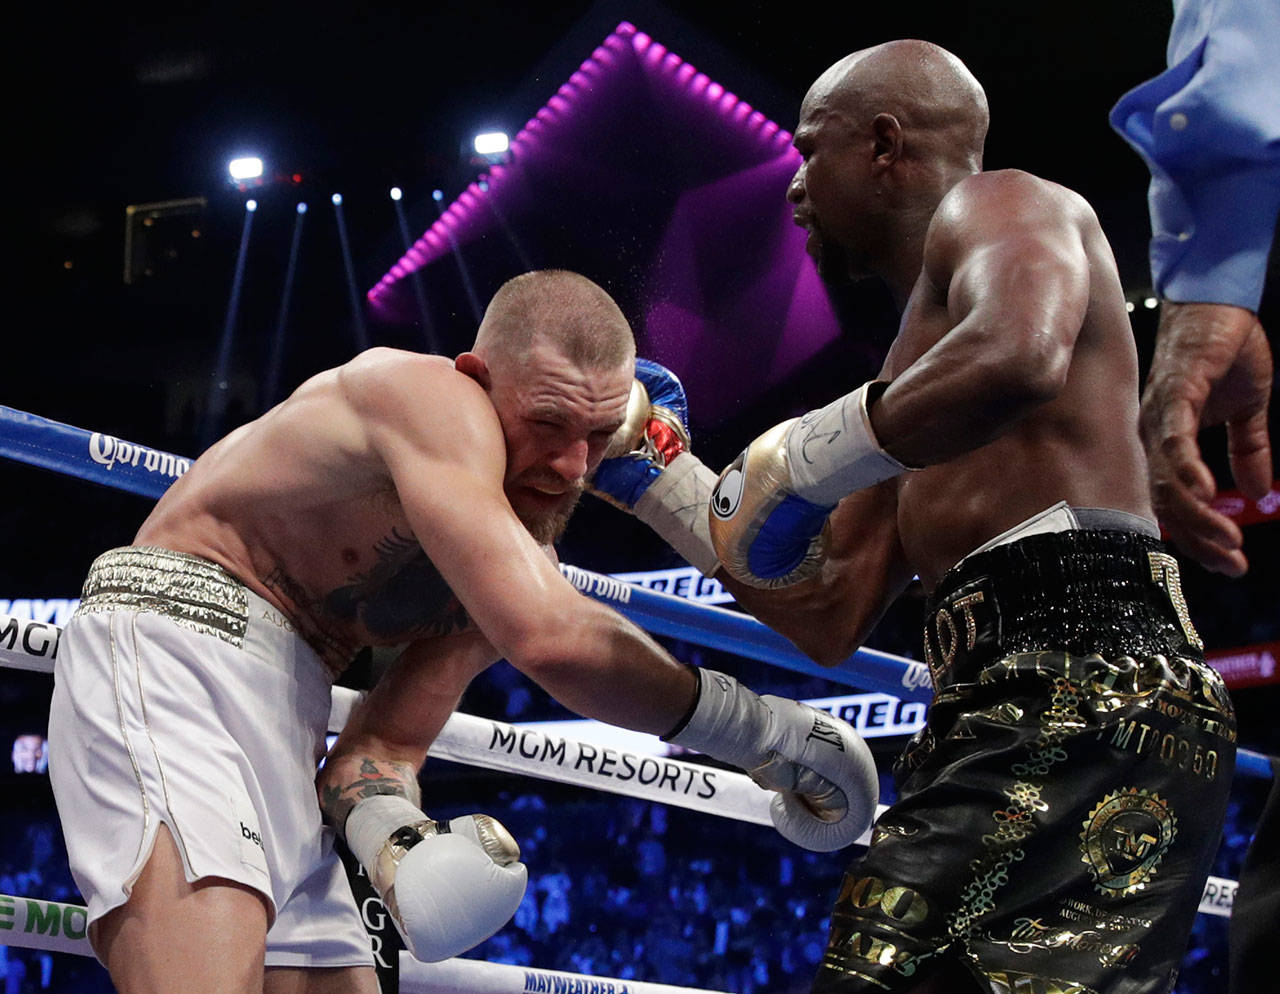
[48,546,374,969]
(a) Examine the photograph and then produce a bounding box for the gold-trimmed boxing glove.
[709,382,910,587]
[664,668,879,852]
[344,795,527,962]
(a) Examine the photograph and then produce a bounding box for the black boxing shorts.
[812,529,1236,994]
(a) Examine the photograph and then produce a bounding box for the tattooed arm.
[318,630,496,831]
[317,756,422,832]
[317,630,529,963]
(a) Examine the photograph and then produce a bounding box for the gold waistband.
[78,547,250,649]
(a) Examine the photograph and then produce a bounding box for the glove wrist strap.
[662,668,771,769]
[785,381,911,506]
[345,794,436,894]
[633,452,721,576]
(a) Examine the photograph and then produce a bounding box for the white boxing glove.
[664,669,878,852]
[345,794,527,962]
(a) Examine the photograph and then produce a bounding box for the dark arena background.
[4,1,1277,992]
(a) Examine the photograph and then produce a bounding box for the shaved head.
[474,270,636,374]
[807,40,989,172]
[788,40,990,290]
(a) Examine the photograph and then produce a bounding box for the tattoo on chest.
[262,566,348,658]
[322,527,472,640]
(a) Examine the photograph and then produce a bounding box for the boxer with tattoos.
[48,270,878,994]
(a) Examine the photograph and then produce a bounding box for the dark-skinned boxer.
[596,41,1237,994]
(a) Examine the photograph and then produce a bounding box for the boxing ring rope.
[0,402,1264,986]
[0,403,1269,778]
[398,957,726,993]
[0,403,932,701]
[0,894,735,994]
[0,622,861,836]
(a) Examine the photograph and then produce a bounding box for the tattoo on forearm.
[319,757,421,832]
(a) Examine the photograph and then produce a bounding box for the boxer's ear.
[870,113,903,167]
[455,352,491,390]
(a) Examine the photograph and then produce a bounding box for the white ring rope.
[0,893,734,994]
[0,895,90,955]
[0,612,878,837]
[399,955,731,994]
[0,868,1244,963]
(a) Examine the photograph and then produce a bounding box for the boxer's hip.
[922,524,1208,689]
[74,545,329,687]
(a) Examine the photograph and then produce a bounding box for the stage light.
[473,131,509,156]
[245,199,258,212]
[331,193,343,206]
[1144,296,1158,309]
[228,157,264,181]
[296,202,308,214]
[432,189,444,202]
[390,187,403,201]
[1126,301,1136,313]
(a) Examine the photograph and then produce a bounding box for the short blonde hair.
[473,270,635,371]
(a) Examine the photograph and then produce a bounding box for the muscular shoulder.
[923,170,1095,291]
[336,347,505,474]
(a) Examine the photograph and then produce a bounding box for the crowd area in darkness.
[0,772,1269,994]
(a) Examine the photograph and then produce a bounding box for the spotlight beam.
[201,201,256,449]
[479,181,533,271]
[264,204,307,409]
[391,191,439,353]
[331,194,371,353]
[433,192,483,325]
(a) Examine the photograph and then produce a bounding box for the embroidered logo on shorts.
[1079,787,1177,897]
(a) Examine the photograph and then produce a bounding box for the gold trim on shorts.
[77,547,250,647]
